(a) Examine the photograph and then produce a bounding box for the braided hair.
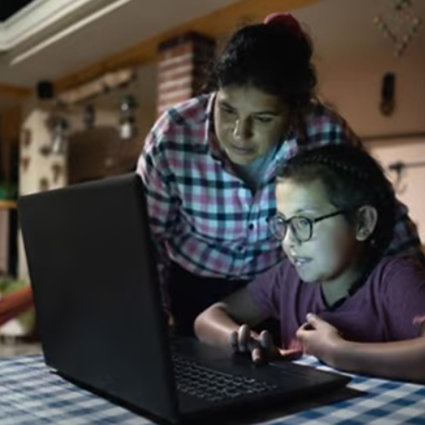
[276,144,396,257]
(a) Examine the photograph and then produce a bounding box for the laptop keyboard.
[172,353,278,403]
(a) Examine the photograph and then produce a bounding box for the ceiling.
[0,0,242,88]
[0,1,35,22]
[0,0,423,104]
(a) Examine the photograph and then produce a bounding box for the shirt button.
[248,223,254,230]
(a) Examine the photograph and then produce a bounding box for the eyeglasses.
[268,210,347,242]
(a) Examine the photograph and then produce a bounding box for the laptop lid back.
[19,174,179,422]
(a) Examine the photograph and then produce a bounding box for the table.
[0,354,424,424]
[0,200,17,210]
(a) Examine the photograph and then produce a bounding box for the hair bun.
[263,12,303,38]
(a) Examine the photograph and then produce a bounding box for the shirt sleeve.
[247,260,293,319]
[136,114,179,311]
[302,102,363,148]
[382,257,425,339]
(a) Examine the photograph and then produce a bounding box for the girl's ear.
[355,205,378,242]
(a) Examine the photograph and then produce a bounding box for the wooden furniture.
[0,200,17,275]
[0,200,17,210]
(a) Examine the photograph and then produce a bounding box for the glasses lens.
[291,217,312,241]
[269,215,286,240]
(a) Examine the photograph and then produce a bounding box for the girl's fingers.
[238,324,251,352]
[259,330,282,360]
[229,330,238,351]
[259,330,274,351]
[251,347,263,364]
[298,320,315,333]
[306,313,321,327]
[278,348,303,361]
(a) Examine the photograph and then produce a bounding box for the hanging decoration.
[40,115,70,156]
[83,103,96,129]
[119,95,137,140]
[20,157,30,172]
[21,128,32,148]
[50,116,70,155]
[39,177,49,192]
[58,68,136,105]
[388,160,425,193]
[373,0,422,57]
[380,72,396,115]
[51,163,64,183]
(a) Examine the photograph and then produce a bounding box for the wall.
[317,55,425,241]
[369,138,425,244]
[316,51,425,138]
[16,63,157,280]
[294,0,425,242]
[84,63,157,143]
[18,100,68,281]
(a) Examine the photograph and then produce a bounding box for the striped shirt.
[137,93,423,287]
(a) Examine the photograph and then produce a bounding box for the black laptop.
[18,174,350,424]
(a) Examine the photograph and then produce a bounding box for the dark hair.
[207,21,316,112]
[276,144,396,256]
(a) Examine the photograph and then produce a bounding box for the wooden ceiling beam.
[0,83,32,99]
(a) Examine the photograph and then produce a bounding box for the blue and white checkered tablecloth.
[0,354,424,425]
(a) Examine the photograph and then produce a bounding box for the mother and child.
[137,13,425,382]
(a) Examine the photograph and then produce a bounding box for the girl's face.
[275,178,362,287]
[214,85,289,165]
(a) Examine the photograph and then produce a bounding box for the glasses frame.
[269,209,347,242]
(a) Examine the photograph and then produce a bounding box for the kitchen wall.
[317,54,425,240]
[16,63,158,280]
[294,0,425,242]
[15,0,425,282]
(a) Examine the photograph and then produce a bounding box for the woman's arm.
[297,313,425,383]
[136,130,178,312]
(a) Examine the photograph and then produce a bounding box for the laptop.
[18,174,350,424]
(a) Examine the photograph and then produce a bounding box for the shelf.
[0,200,17,209]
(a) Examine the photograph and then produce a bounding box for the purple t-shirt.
[248,256,425,349]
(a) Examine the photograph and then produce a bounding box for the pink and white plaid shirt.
[137,93,423,287]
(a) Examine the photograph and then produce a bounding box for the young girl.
[195,144,425,383]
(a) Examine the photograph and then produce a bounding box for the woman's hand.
[296,313,342,366]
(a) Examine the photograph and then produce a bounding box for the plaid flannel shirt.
[137,93,423,292]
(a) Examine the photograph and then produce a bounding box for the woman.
[137,13,424,335]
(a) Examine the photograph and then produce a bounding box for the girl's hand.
[296,313,342,365]
[228,324,301,363]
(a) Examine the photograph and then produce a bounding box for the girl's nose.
[233,118,252,140]
[283,225,301,248]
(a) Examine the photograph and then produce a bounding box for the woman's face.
[214,85,289,165]
[275,178,361,286]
